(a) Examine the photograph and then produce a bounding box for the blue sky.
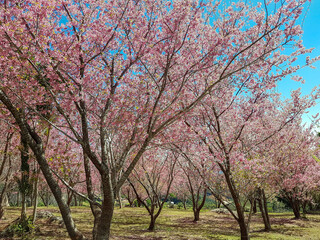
[277,0,320,128]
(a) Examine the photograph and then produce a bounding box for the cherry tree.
[184,81,318,239]
[121,180,137,207]
[267,123,320,219]
[129,148,178,231]
[174,142,212,222]
[0,0,317,239]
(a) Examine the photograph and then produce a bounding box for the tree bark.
[20,135,30,222]
[95,174,114,240]
[193,188,207,222]
[292,199,301,219]
[224,172,250,240]
[239,220,250,240]
[0,133,12,220]
[83,153,101,240]
[117,189,122,209]
[262,189,271,230]
[148,214,156,231]
[257,189,271,231]
[252,200,257,214]
[32,166,40,224]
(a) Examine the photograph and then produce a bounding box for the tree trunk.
[0,205,4,219]
[224,172,250,240]
[83,153,101,240]
[193,209,200,222]
[262,189,271,231]
[32,166,40,224]
[21,193,27,221]
[258,193,271,231]
[20,135,30,222]
[239,220,250,240]
[95,174,114,240]
[67,190,74,207]
[74,195,78,207]
[292,200,301,219]
[117,189,122,209]
[31,144,84,240]
[17,192,20,207]
[137,198,142,207]
[148,215,156,231]
[0,179,10,220]
[0,132,13,220]
[252,200,257,214]
[0,92,84,239]
[193,188,207,222]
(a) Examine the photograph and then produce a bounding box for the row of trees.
[0,0,319,239]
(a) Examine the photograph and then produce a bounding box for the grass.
[1,207,320,239]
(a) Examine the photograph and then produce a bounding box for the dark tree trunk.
[193,188,207,222]
[32,171,39,224]
[239,220,250,240]
[0,132,13,220]
[193,209,200,222]
[74,195,78,207]
[292,200,301,219]
[95,174,115,240]
[224,172,250,240]
[83,153,101,240]
[31,141,84,240]
[0,205,4,220]
[252,199,257,214]
[257,189,271,231]
[262,189,271,230]
[137,198,142,207]
[20,135,30,222]
[148,214,156,231]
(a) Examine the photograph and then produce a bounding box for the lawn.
[1,207,320,239]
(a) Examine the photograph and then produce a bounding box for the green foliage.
[8,216,35,238]
[133,199,140,207]
[203,197,218,210]
[177,202,184,209]
[167,193,178,202]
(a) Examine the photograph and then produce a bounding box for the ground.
[1,207,320,239]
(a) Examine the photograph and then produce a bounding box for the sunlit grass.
[1,207,320,239]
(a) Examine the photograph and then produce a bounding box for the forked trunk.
[292,200,301,219]
[193,209,200,222]
[193,188,207,222]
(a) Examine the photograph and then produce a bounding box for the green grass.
[1,207,320,239]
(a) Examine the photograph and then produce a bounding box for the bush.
[177,202,184,209]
